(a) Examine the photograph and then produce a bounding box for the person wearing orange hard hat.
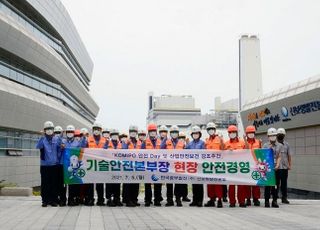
[141,123,162,207]
[224,125,246,208]
[244,125,262,207]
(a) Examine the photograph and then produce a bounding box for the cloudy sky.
[61,0,320,131]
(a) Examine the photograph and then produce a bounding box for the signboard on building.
[240,88,320,134]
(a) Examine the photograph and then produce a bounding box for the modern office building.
[0,0,99,186]
[240,75,320,194]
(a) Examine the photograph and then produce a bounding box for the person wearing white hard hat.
[62,125,84,206]
[204,122,224,208]
[262,127,281,208]
[159,125,168,141]
[102,128,111,140]
[186,126,205,207]
[54,126,64,138]
[104,129,123,207]
[276,128,291,204]
[122,125,141,207]
[36,121,63,207]
[84,122,106,206]
[160,125,185,207]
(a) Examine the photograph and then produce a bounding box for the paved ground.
[0,196,320,230]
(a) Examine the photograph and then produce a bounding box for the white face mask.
[121,137,127,143]
[207,129,215,136]
[170,132,179,139]
[247,133,255,139]
[269,136,277,142]
[149,131,157,138]
[75,137,81,141]
[139,135,146,141]
[67,133,74,139]
[129,132,137,138]
[160,132,167,138]
[103,133,110,138]
[45,129,54,136]
[192,133,200,140]
[93,130,101,136]
[229,132,237,139]
[111,135,118,141]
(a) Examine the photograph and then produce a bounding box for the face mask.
[55,133,62,137]
[179,138,185,143]
[170,132,179,139]
[229,132,237,139]
[67,133,74,139]
[247,133,255,139]
[269,136,277,142]
[139,135,146,141]
[103,133,110,138]
[192,133,200,140]
[129,132,137,138]
[149,131,157,138]
[121,137,127,142]
[93,130,101,136]
[160,132,167,138]
[111,135,118,141]
[207,129,215,136]
[45,129,53,136]
[75,137,81,141]
[277,134,285,142]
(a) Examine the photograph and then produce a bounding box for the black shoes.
[239,203,247,208]
[154,201,161,206]
[246,199,251,206]
[145,201,151,207]
[165,200,174,207]
[272,200,279,208]
[84,199,94,206]
[96,200,105,206]
[176,200,183,207]
[126,201,136,207]
[182,197,191,202]
[42,203,48,207]
[265,200,270,208]
[253,199,260,207]
[282,198,290,204]
[229,203,236,208]
[223,197,228,202]
[217,199,223,208]
[189,201,197,207]
[204,199,215,207]
[50,202,58,207]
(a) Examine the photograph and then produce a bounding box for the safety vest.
[88,136,106,148]
[107,140,122,149]
[224,138,245,150]
[205,135,223,150]
[128,138,141,149]
[145,138,161,149]
[166,139,184,149]
[246,139,262,150]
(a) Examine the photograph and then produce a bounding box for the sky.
[61,0,320,131]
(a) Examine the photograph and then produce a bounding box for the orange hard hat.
[74,129,81,137]
[147,123,157,131]
[227,125,238,133]
[245,125,256,133]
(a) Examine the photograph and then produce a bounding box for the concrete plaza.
[0,196,319,230]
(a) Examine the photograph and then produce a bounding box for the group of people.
[37,120,291,209]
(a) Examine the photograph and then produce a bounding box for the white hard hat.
[267,127,277,136]
[179,131,186,138]
[44,121,54,129]
[277,128,286,135]
[92,123,102,130]
[191,125,201,134]
[206,122,217,130]
[102,128,110,133]
[138,130,146,135]
[66,125,75,132]
[54,126,63,133]
[80,128,88,134]
[159,125,168,132]
[170,125,179,133]
[129,125,138,132]
[110,129,119,135]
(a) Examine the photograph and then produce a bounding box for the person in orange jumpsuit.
[244,125,261,206]
[224,125,246,208]
[204,122,224,208]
